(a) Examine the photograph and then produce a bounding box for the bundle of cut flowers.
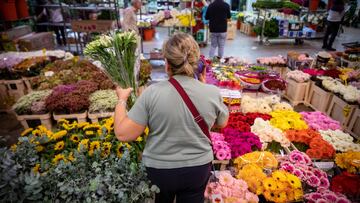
[13,56,52,77]
[256,55,286,66]
[286,70,311,82]
[234,151,278,169]
[226,112,271,127]
[45,81,99,114]
[302,68,325,77]
[204,171,259,203]
[237,163,303,203]
[12,90,52,115]
[322,78,360,103]
[222,128,262,158]
[335,151,360,174]
[300,111,341,131]
[0,55,23,79]
[331,171,360,198]
[280,151,330,189]
[89,89,118,113]
[2,118,157,202]
[209,132,231,160]
[324,68,342,79]
[304,188,351,203]
[319,129,360,152]
[285,129,335,159]
[270,110,308,131]
[251,118,291,149]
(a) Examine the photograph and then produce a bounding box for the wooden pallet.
[346,107,360,139]
[88,112,114,123]
[283,79,310,106]
[16,112,53,130]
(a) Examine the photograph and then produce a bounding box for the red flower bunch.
[324,69,342,79]
[285,129,335,159]
[224,112,272,132]
[222,128,262,158]
[331,172,360,198]
[302,69,325,76]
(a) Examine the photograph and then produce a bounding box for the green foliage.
[252,0,300,10]
[89,90,118,113]
[12,90,52,115]
[253,19,279,38]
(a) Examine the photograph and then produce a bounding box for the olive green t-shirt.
[128,75,229,169]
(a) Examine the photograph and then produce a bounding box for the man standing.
[205,0,231,59]
[122,0,142,34]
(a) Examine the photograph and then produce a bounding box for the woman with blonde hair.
[114,33,229,203]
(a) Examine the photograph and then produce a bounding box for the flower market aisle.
[1,30,360,202]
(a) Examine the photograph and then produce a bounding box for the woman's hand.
[116,86,133,101]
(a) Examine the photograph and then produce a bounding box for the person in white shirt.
[122,0,142,34]
[322,0,345,51]
[37,0,67,46]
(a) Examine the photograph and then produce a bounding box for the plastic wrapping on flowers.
[1,118,157,202]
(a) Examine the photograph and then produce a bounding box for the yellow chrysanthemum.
[263,177,277,191]
[54,141,65,151]
[78,139,89,151]
[263,191,277,202]
[293,188,303,200]
[32,164,41,174]
[10,144,17,152]
[21,128,33,136]
[53,154,66,165]
[272,170,288,182]
[35,145,45,152]
[287,190,295,201]
[286,173,302,189]
[70,134,80,143]
[101,142,112,157]
[51,130,67,140]
[68,152,75,162]
[275,192,287,203]
[89,141,101,156]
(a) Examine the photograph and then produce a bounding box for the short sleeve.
[127,88,150,126]
[215,92,229,126]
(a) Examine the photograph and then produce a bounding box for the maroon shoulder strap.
[168,77,211,140]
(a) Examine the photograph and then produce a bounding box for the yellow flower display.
[144,127,149,137]
[78,139,90,151]
[70,134,81,143]
[263,177,277,191]
[21,128,33,136]
[85,131,95,136]
[101,142,112,157]
[136,136,143,142]
[116,143,131,158]
[51,130,67,140]
[54,141,65,151]
[234,151,278,169]
[236,164,266,194]
[68,152,75,162]
[286,173,302,189]
[10,144,17,152]
[77,122,90,129]
[335,151,360,173]
[270,110,308,131]
[32,163,41,174]
[53,154,67,165]
[35,145,45,152]
[89,141,101,156]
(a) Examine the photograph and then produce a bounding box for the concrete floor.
[0,26,359,147]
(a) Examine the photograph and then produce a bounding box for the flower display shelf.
[346,107,360,139]
[22,76,36,92]
[3,79,26,101]
[283,79,310,106]
[16,112,53,130]
[305,82,333,113]
[88,112,114,123]
[53,111,88,123]
[212,160,229,171]
[326,95,357,128]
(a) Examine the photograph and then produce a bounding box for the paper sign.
[314,162,334,170]
[220,89,241,99]
[343,105,351,117]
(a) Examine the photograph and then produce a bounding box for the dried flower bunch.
[89,90,118,113]
[12,90,52,115]
[13,56,52,77]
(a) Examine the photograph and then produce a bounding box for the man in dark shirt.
[205,0,231,58]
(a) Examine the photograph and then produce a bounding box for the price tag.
[229,90,241,98]
[314,162,334,170]
[220,89,230,98]
[343,105,351,117]
[42,48,47,57]
[211,194,224,203]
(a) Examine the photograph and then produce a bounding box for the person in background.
[114,33,229,203]
[205,0,231,59]
[36,0,67,46]
[122,0,142,34]
[322,0,346,51]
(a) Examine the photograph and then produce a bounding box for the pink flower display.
[210,132,231,160]
[300,111,342,131]
[304,190,351,203]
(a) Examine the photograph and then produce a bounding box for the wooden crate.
[240,23,254,36]
[327,95,357,127]
[88,112,114,123]
[0,80,7,99]
[271,66,287,79]
[16,113,53,130]
[212,160,229,171]
[227,21,237,40]
[22,76,36,92]
[283,79,310,106]
[347,107,360,139]
[305,83,333,113]
[3,79,26,101]
[53,111,88,123]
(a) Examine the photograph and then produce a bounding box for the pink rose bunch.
[204,171,259,202]
[256,56,286,65]
[210,132,231,160]
[222,128,262,158]
[304,189,351,203]
[280,151,330,189]
[300,111,341,131]
[286,70,311,82]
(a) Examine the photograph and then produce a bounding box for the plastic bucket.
[143,28,154,41]
[0,0,18,21]
[16,0,29,18]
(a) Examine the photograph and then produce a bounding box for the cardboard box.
[18,32,55,51]
[1,25,32,41]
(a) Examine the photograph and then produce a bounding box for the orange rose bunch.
[285,129,335,159]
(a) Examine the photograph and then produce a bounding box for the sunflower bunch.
[335,151,360,174]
